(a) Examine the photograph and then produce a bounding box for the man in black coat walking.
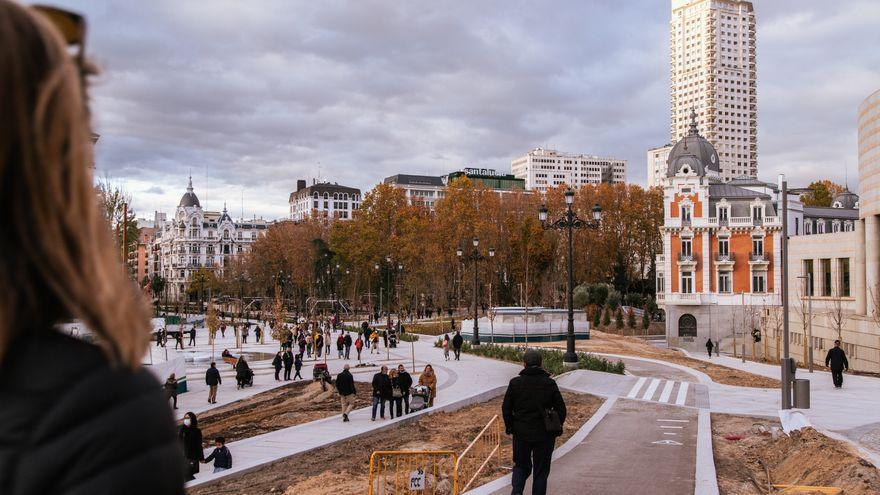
[336,364,357,422]
[272,351,283,381]
[452,331,464,361]
[396,364,414,414]
[282,349,294,381]
[344,333,353,360]
[825,340,849,389]
[502,350,566,495]
[205,362,221,404]
[189,326,197,346]
[371,366,392,420]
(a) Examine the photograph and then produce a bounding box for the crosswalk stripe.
[658,380,675,403]
[675,382,689,406]
[626,377,647,399]
[641,378,661,401]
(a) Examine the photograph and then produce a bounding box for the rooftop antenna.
[844,161,849,191]
[317,162,322,183]
[240,188,244,222]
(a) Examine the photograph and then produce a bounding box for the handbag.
[542,407,563,436]
[392,386,403,398]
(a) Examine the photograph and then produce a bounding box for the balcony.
[749,252,770,264]
[715,253,735,265]
[665,293,702,305]
[678,253,698,268]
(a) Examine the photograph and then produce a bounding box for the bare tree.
[790,281,812,366]
[828,277,849,343]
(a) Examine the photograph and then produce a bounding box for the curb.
[695,408,720,495]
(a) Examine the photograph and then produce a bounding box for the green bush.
[615,307,624,329]
[641,308,650,330]
[398,332,419,342]
[454,342,625,376]
[602,306,611,326]
[626,307,636,328]
[409,320,458,336]
[592,306,601,328]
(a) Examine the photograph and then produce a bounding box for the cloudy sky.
[50,0,880,220]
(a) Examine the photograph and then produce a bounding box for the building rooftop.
[384,174,445,187]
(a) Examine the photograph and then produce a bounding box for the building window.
[795,217,800,235]
[752,272,766,293]
[681,205,692,224]
[752,205,763,222]
[805,221,812,235]
[817,222,825,234]
[681,272,693,294]
[752,236,763,256]
[839,258,851,297]
[718,238,729,257]
[803,260,814,296]
[681,238,692,257]
[657,273,665,293]
[821,258,832,296]
[719,272,732,293]
[718,206,729,223]
[678,314,697,337]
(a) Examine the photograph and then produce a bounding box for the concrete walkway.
[187,332,521,487]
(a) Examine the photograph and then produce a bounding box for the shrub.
[606,290,621,310]
[626,307,636,328]
[615,307,624,329]
[398,332,419,342]
[458,343,625,376]
[592,305,601,328]
[409,320,458,336]
[602,306,611,326]
[641,307,650,330]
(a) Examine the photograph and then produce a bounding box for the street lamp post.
[457,237,495,346]
[539,189,602,369]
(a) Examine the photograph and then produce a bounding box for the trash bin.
[793,378,810,409]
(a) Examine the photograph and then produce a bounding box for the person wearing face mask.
[179,412,205,481]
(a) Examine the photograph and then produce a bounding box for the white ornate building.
[152,178,268,300]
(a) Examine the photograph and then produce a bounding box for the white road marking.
[652,440,683,446]
[641,378,661,401]
[660,426,684,429]
[658,380,675,403]
[675,382,689,406]
[657,419,690,423]
[663,432,679,436]
[626,377,647,399]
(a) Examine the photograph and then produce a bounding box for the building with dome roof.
[151,177,268,300]
[656,113,782,351]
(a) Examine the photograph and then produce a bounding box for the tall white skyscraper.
[670,0,757,182]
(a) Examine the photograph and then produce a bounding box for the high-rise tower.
[670,0,757,182]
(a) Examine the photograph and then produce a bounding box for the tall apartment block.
[670,0,757,182]
[511,148,626,192]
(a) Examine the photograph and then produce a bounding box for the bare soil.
[713,413,880,494]
[188,392,603,495]
[533,330,780,388]
[196,380,372,444]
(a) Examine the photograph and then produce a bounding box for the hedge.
[435,341,625,376]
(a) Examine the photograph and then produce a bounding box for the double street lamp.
[457,237,495,346]
[539,189,602,369]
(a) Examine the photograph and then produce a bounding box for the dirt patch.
[531,330,779,388]
[196,380,372,444]
[188,392,603,495]
[712,413,880,494]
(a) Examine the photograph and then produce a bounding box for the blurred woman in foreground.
[0,2,185,494]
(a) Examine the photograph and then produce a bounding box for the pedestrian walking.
[179,412,205,481]
[382,329,389,348]
[370,330,380,354]
[371,365,392,420]
[442,334,450,361]
[294,353,303,380]
[325,329,332,356]
[189,326,197,346]
[336,364,357,422]
[203,436,232,473]
[305,334,313,357]
[205,362,221,404]
[235,356,252,389]
[316,334,324,358]
[452,331,464,361]
[255,325,262,344]
[705,338,714,358]
[825,340,850,389]
[221,324,226,338]
[165,373,179,410]
[502,350,567,495]
[344,333,353,359]
[337,334,345,359]
[418,364,437,407]
[397,365,413,414]
[242,325,249,344]
[155,328,164,347]
[355,336,364,361]
[389,369,404,418]
[283,349,294,381]
[273,351,283,381]
[175,329,184,350]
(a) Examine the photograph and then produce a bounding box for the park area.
[188,391,602,495]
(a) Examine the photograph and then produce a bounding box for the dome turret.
[178,176,201,208]
[666,109,720,178]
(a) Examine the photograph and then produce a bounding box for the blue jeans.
[371,396,387,419]
[213,467,228,474]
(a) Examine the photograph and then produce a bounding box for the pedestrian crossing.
[625,377,694,407]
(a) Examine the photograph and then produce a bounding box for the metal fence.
[369,450,457,495]
[453,414,503,493]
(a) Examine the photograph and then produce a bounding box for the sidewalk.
[187,333,521,487]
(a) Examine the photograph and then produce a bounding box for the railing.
[368,450,456,495]
[750,252,769,262]
[715,253,735,263]
[678,253,698,263]
[454,415,503,494]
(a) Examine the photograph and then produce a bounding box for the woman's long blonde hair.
[0,0,150,368]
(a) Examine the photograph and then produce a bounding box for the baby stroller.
[409,385,431,412]
[236,368,254,388]
[389,333,398,348]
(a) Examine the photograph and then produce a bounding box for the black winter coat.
[397,371,413,394]
[0,329,186,495]
[205,446,232,469]
[282,351,294,369]
[272,354,283,370]
[336,369,357,396]
[179,424,204,462]
[501,366,567,442]
[372,372,393,400]
[205,367,222,386]
[452,333,464,350]
[825,347,849,371]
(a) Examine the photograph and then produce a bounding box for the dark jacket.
[372,372,393,400]
[502,366,567,442]
[272,354,283,370]
[0,329,186,495]
[452,333,464,350]
[397,371,413,394]
[706,339,714,350]
[825,347,849,371]
[282,351,294,369]
[205,446,232,469]
[205,366,221,386]
[344,334,353,347]
[235,359,251,380]
[294,354,303,370]
[178,424,204,462]
[336,369,357,396]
